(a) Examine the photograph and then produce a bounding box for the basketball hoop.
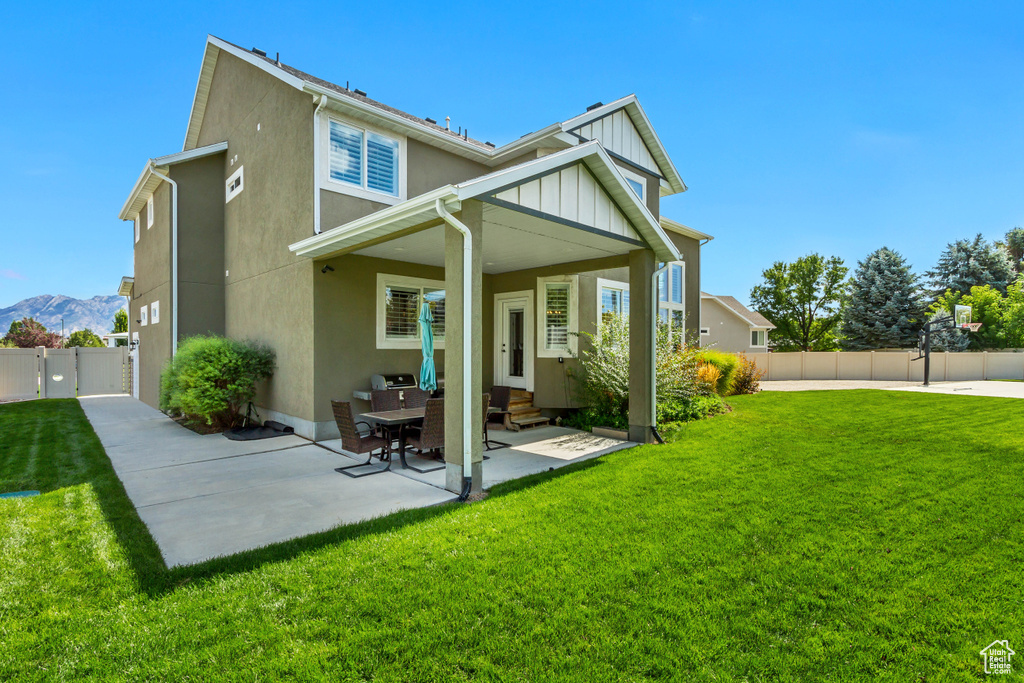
[963,322,983,332]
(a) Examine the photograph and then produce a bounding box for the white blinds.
[329,121,362,185]
[545,283,570,349]
[384,286,419,340]
[424,288,446,337]
[367,133,399,196]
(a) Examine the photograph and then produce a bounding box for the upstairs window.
[150,300,160,325]
[226,166,244,203]
[329,119,401,198]
[134,216,140,244]
[146,196,154,228]
[619,167,647,202]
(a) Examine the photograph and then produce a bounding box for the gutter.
[650,262,669,444]
[312,95,327,234]
[434,198,475,501]
[148,165,179,355]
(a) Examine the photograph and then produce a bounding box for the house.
[700,292,774,353]
[116,35,710,494]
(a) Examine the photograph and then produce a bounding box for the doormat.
[224,420,295,441]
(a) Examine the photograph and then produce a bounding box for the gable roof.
[701,292,775,329]
[183,36,687,195]
[290,140,681,262]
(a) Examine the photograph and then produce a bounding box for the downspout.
[312,95,327,234]
[651,262,669,444]
[434,198,474,501]
[149,165,179,355]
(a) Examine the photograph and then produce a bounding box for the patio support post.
[628,249,657,443]
[443,200,484,494]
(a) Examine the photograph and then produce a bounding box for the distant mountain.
[0,295,126,336]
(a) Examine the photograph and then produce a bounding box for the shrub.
[4,317,63,349]
[67,329,104,348]
[695,348,740,395]
[568,314,720,429]
[731,354,764,394]
[659,394,727,424]
[696,363,722,395]
[160,335,275,428]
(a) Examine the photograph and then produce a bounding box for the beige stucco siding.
[407,138,489,197]
[131,181,172,408]
[197,50,317,423]
[700,297,768,354]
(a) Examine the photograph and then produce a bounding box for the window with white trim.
[329,118,401,198]
[537,276,578,357]
[150,300,160,325]
[700,327,710,335]
[751,329,766,347]
[619,166,647,202]
[376,274,445,349]
[139,305,148,327]
[658,261,686,342]
[597,278,630,327]
[226,166,244,203]
[134,216,140,244]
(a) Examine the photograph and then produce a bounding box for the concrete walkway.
[761,379,1024,399]
[79,396,454,567]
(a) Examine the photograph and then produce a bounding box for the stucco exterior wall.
[700,297,768,353]
[131,181,172,408]
[197,51,317,424]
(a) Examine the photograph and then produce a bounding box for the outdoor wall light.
[321,264,335,274]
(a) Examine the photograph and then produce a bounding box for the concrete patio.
[79,396,632,567]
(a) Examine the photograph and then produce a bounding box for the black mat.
[223,422,294,441]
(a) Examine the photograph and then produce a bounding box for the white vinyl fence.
[0,346,128,400]
[750,351,1024,382]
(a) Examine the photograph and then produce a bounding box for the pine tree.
[840,247,924,350]
[925,233,1014,297]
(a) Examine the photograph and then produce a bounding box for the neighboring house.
[700,292,774,353]
[117,35,711,493]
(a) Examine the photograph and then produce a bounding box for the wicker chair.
[489,386,512,427]
[403,387,430,409]
[370,389,402,412]
[331,400,390,477]
[403,398,444,457]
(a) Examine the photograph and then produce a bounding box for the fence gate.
[0,346,129,401]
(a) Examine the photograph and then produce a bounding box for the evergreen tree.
[925,233,1014,297]
[1004,227,1024,274]
[113,309,128,333]
[840,247,924,350]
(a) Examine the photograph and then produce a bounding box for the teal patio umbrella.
[419,302,437,392]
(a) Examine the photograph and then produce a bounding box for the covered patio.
[291,142,681,495]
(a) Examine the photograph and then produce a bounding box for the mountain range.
[0,295,127,336]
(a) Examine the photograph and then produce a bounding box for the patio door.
[495,292,533,390]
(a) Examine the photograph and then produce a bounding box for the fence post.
[70,346,78,397]
[36,346,46,399]
[801,351,806,381]
[835,350,840,380]
[907,350,911,381]
[982,351,988,380]
[870,351,875,381]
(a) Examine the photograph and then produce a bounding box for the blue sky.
[1,1,1022,308]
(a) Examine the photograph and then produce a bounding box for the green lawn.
[1,393,1021,681]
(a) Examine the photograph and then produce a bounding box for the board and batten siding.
[493,164,640,241]
[574,110,660,176]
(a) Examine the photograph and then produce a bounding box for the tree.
[926,310,970,353]
[840,247,924,350]
[1002,276,1024,347]
[67,328,104,348]
[1004,228,1024,274]
[931,286,1005,350]
[925,234,1015,297]
[750,254,848,351]
[113,309,128,333]
[3,317,63,349]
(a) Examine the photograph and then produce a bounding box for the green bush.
[731,354,764,395]
[159,335,275,428]
[695,348,740,395]
[658,394,727,424]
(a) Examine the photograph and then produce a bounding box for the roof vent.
[425,117,437,125]
[485,141,495,148]
[353,88,367,97]
[251,48,267,57]
[586,101,604,112]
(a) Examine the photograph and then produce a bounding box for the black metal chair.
[331,400,390,477]
[484,391,510,450]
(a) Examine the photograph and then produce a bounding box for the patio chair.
[402,398,445,470]
[331,400,390,478]
[403,387,430,409]
[489,385,512,429]
[484,392,510,451]
[370,389,402,412]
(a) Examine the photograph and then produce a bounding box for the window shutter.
[367,133,399,195]
[384,286,420,340]
[545,283,570,349]
[329,121,362,186]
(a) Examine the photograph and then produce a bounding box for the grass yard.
[1,393,1022,681]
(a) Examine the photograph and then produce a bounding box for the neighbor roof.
[182,36,687,195]
[701,292,775,329]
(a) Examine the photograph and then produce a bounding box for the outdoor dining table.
[360,407,425,469]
